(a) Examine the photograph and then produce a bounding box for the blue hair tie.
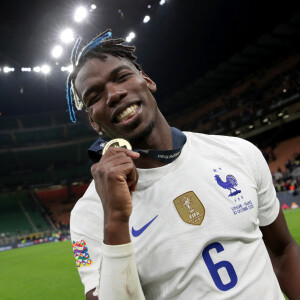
[71,37,82,65]
[78,31,112,63]
[66,31,112,123]
[66,74,76,123]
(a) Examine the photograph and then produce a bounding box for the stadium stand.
[20,113,52,128]
[14,127,65,145]
[35,183,89,229]
[0,192,48,236]
[269,136,300,172]
[0,111,95,191]
[169,52,300,138]
[19,193,48,231]
[0,116,20,130]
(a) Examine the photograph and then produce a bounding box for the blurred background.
[0,0,300,299]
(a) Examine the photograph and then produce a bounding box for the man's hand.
[91,147,140,245]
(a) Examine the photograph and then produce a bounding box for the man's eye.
[118,73,131,81]
[87,95,101,107]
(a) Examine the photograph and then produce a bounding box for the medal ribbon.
[88,127,186,164]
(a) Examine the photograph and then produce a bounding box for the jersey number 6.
[202,242,238,291]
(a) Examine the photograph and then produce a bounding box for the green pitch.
[0,241,84,300]
[0,208,299,300]
[283,208,300,300]
[283,208,300,244]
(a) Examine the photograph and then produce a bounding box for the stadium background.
[0,0,300,299]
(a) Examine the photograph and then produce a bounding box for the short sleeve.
[70,181,104,295]
[248,143,280,226]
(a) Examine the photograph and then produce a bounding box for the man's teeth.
[116,104,138,122]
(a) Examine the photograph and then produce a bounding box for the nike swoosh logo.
[132,215,158,237]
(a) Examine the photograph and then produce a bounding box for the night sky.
[0,0,299,116]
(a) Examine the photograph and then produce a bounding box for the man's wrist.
[104,218,131,245]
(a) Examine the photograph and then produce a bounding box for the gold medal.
[102,138,132,155]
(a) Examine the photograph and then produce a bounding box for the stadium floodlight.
[60,29,74,43]
[33,66,41,73]
[41,65,51,74]
[91,4,97,10]
[51,45,63,58]
[61,65,73,73]
[235,130,240,135]
[159,0,166,5]
[74,7,88,22]
[263,118,269,123]
[248,124,254,129]
[67,65,73,73]
[126,32,136,43]
[283,114,289,119]
[3,66,15,73]
[143,15,150,23]
[129,32,135,39]
[21,67,32,72]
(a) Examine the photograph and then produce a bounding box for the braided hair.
[66,29,142,122]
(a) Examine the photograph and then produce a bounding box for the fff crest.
[214,173,241,197]
[173,191,205,225]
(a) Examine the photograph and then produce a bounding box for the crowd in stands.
[272,152,300,193]
[35,182,89,231]
[262,147,277,164]
[203,61,300,134]
[177,53,300,136]
[18,231,69,245]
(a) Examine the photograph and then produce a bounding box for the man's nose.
[106,84,127,107]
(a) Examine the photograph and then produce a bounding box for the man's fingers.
[92,154,135,175]
[123,163,139,191]
[102,147,140,160]
[113,162,138,181]
[91,158,138,186]
[102,151,138,166]
[128,167,139,192]
[91,145,139,212]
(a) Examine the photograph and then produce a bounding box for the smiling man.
[74,55,167,149]
[68,30,300,300]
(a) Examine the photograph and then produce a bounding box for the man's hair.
[66,29,141,122]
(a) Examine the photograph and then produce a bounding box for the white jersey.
[70,132,284,299]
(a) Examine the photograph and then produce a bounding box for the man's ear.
[88,112,101,133]
[141,71,157,93]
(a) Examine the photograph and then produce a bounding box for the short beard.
[127,120,155,146]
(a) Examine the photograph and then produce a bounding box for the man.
[69,30,300,299]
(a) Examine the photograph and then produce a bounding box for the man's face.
[74,55,158,141]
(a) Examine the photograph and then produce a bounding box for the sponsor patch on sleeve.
[72,240,93,268]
